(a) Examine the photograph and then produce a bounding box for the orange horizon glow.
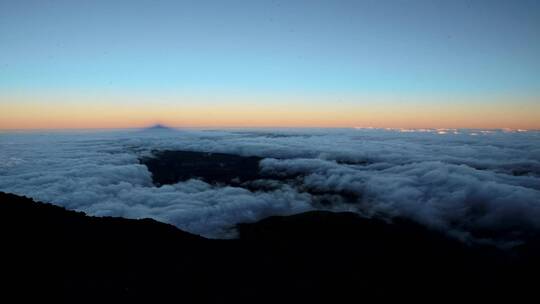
[1,94,539,131]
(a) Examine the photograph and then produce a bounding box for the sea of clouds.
[1,127,539,243]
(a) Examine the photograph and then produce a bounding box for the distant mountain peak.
[140,124,177,132]
[147,124,172,130]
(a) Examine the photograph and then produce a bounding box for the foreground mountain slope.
[1,191,538,302]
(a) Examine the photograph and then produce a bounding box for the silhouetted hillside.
[1,192,538,303]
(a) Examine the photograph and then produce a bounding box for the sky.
[0,0,539,129]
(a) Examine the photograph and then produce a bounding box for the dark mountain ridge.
[1,191,538,302]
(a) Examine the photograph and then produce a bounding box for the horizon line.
[0,125,537,132]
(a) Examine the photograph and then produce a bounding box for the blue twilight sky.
[0,0,539,129]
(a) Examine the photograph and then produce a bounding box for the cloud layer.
[1,128,539,243]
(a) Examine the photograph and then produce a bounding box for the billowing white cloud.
[0,127,539,243]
